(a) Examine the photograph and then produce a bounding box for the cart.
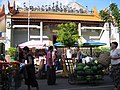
[68,60,104,86]
[68,70,104,85]
[0,61,21,90]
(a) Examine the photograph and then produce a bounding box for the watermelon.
[91,66,98,72]
[83,65,90,70]
[77,63,86,67]
[77,75,85,81]
[95,75,103,80]
[97,64,103,70]
[76,66,84,71]
[85,69,94,75]
[85,75,93,81]
[77,71,85,76]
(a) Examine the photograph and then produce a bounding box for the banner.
[0,15,6,32]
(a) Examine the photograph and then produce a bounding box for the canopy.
[82,40,106,56]
[19,40,46,48]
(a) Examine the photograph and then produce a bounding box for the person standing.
[110,42,120,90]
[52,49,58,70]
[15,46,24,63]
[46,46,56,85]
[76,47,82,63]
[23,46,39,90]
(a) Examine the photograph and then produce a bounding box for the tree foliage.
[99,8,113,22]
[56,22,79,47]
[7,47,16,57]
[99,3,120,31]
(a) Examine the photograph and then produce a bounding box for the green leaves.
[7,47,17,57]
[99,9,113,23]
[57,22,79,47]
[99,3,120,32]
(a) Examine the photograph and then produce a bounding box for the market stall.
[0,61,21,90]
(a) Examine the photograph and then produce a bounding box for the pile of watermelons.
[76,60,104,81]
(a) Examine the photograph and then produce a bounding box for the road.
[17,75,114,90]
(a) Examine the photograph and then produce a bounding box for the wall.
[82,29,100,41]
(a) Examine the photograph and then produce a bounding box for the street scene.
[0,0,120,90]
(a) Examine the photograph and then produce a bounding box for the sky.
[0,0,120,13]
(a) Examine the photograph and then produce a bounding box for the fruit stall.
[0,61,21,90]
[68,59,105,85]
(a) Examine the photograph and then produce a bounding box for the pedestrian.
[36,49,46,78]
[46,46,56,85]
[110,42,120,90]
[23,46,39,90]
[52,49,58,70]
[76,47,82,63]
[15,46,24,63]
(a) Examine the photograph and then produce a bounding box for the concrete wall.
[12,26,51,47]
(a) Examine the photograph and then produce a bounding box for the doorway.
[53,35,57,44]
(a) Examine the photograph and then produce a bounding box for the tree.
[99,3,120,31]
[56,22,79,47]
[110,3,120,31]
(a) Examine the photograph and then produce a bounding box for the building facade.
[3,1,119,49]
[0,4,6,43]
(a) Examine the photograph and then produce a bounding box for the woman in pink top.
[46,46,56,85]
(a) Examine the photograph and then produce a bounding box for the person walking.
[23,46,39,90]
[110,42,120,90]
[46,46,56,85]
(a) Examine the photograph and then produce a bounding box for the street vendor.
[110,42,120,90]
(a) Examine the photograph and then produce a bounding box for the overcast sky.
[0,0,120,13]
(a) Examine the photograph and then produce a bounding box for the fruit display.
[75,60,104,82]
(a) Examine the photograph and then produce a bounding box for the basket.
[98,52,110,67]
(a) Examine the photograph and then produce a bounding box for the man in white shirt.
[110,42,120,90]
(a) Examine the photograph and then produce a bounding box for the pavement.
[17,75,114,90]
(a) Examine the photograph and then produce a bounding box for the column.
[40,22,43,43]
[5,17,11,50]
[78,23,82,45]
[78,23,82,36]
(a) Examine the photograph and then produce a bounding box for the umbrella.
[83,40,106,46]
[54,42,79,47]
[19,40,46,48]
[82,40,106,56]
[54,42,65,47]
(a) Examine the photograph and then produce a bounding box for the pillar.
[78,23,82,45]
[78,23,82,36]
[5,16,11,50]
[40,22,43,43]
